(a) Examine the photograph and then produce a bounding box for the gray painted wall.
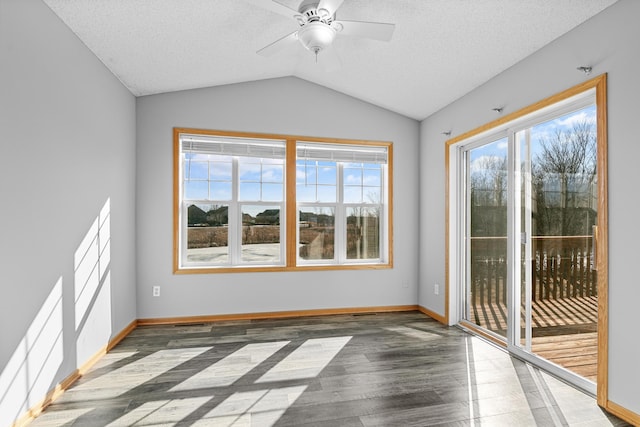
[419,0,639,414]
[0,0,137,425]
[135,77,420,319]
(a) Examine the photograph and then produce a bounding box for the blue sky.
[470,105,596,169]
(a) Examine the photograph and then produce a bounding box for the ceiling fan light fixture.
[297,21,336,54]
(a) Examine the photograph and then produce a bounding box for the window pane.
[239,161,261,181]
[262,183,283,202]
[186,203,229,264]
[297,184,316,202]
[297,160,336,203]
[239,182,260,201]
[317,185,336,203]
[299,207,335,260]
[317,165,337,185]
[344,168,362,185]
[186,161,208,180]
[209,161,232,181]
[296,161,317,185]
[184,181,208,200]
[363,168,381,186]
[241,205,281,263]
[344,186,362,203]
[363,187,381,204]
[296,164,306,185]
[346,207,380,260]
[262,164,283,182]
[210,182,232,200]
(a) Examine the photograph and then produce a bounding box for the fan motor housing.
[297,0,334,25]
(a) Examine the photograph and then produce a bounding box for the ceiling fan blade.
[317,0,345,16]
[333,20,395,41]
[257,31,299,57]
[244,0,299,19]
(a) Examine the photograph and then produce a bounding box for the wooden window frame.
[173,128,394,274]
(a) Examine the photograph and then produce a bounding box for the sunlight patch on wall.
[0,277,64,427]
[171,341,289,391]
[75,271,112,364]
[74,198,111,330]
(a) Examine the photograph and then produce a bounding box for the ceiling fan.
[248,0,395,62]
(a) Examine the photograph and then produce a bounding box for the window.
[296,142,387,264]
[174,129,392,273]
[178,133,285,269]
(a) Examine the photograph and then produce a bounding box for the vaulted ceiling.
[42,0,618,120]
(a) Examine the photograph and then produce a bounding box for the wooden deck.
[470,296,597,382]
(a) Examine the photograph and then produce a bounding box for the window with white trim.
[174,129,392,273]
[179,134,286,268]
[296,142,387,264]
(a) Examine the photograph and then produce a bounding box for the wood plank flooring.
[30,311,629,426]
[532,332,597,382]
[471,296,598,381]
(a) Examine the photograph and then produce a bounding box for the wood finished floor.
[471,296,598,381]
[30,312,630,427]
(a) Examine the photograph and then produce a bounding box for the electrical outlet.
[434,283,439,295]
[152,286,160,297]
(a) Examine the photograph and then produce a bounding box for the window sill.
[174,262,393,274]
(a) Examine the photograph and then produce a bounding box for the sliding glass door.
[459,95,600,392]
[514,106,599,385]
[464,137,509,339]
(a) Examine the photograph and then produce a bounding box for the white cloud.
[363,175,380,186]
[345,174,361,184]
[556,110,596,128]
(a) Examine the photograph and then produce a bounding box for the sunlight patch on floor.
[106,396,211,426]
[64,347,210,400]
[193,386,307,427]
[171,341,289,391]
[256,336,351,383]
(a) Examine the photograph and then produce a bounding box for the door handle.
[591,225,598,271]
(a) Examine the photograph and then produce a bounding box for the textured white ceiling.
[42,0,618,120]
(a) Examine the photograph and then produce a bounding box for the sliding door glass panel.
[516,105,598,382]
[465,137,508,338]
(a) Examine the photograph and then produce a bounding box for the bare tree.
[470,155,508,237]
[532,120,596,236]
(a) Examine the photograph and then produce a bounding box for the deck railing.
[470,235,596,306]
